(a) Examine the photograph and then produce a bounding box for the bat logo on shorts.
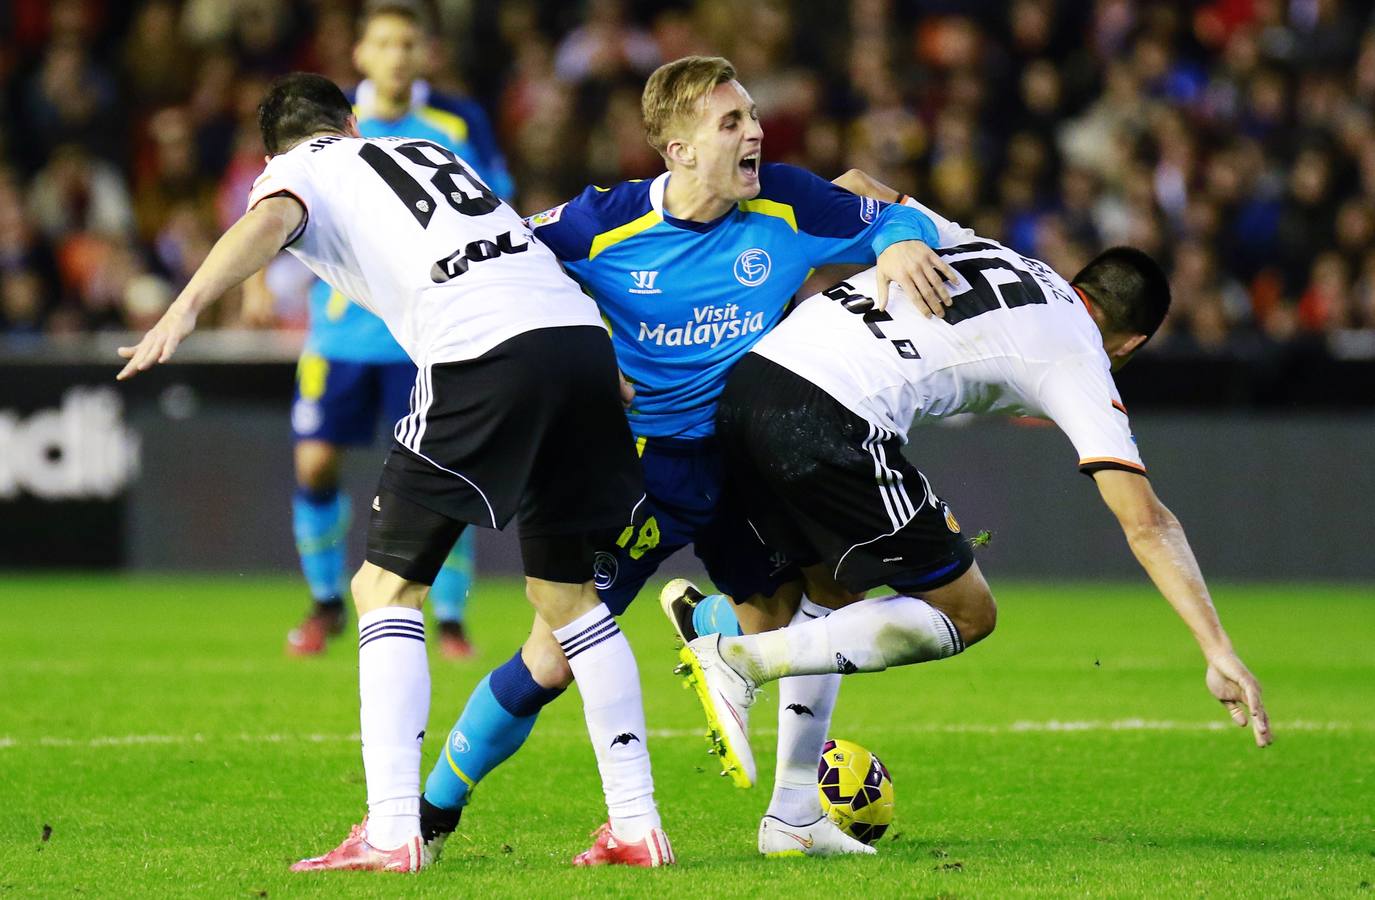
[610,732,641,748]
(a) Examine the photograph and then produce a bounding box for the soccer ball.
[817,738,895,844]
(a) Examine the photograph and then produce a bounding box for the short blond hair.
[642,55,737,155]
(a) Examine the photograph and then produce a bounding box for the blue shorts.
[291,353,417,446]
[595,437,799,615]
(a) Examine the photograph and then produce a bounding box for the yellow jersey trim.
[594,179,643,192]
[415,106,469,144]
[589,209,663,260]
[738,198,797,232]
[325,289,350,322]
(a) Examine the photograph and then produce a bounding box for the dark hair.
[1070,246,1171,340]
[360,0,429,31]
[258,73,353,156]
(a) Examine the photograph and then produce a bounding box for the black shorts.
[366,325,643,584]
[717,354,973,595]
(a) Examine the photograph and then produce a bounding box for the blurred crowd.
[3,0,1375,356]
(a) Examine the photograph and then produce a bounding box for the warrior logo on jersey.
[630,270,661,294]
[734,248,771,287]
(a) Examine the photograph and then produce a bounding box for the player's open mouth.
[739,153,760,177]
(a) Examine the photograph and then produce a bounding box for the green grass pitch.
[1,575,1372,898]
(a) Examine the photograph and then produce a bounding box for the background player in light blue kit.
[259,1,512,657]
[417,55,959,860]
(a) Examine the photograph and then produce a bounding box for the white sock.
[720,593,963,685]
[769,596,840,826]
[357,606,429,849]
[553,603,659,841]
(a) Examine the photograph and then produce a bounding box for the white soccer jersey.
[752,200,1145,475]
[247,134,601,365]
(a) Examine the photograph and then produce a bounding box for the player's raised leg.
[683,563,996,723]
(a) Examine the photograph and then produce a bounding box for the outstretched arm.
[825,168,954,315]
[799,170,912,298]
[1093,469,1272,747]
[117,197,303,380]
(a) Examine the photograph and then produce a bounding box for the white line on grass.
[0,719,1360,750]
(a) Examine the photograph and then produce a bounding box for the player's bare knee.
[351,562,426,615]
[295,441,340,491]
[956,590,997,647]
[522,642,574,689]
[522,615,575,689]
[804,583,856,610]
[524,577,598,629]
[738,580,803,633]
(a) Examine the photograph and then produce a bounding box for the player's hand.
[618,370,635,408]
[1205,652,1271,747]
[116,302,198,380]
[876,240,956,317]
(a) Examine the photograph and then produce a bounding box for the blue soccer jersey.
[527,163,937,438]
[305,80,513,363]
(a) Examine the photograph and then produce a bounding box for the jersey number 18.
[359,140,500,227]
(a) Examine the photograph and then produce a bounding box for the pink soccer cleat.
[290,820,423,873]
[286,602,347,656]
[572,822,676,868]
[438,620,476,659]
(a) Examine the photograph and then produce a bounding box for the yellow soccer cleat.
[675,636,757,788]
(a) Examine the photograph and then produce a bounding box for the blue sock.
[693,593,744,638]
[430,529,475,625]
[423,651,564,809]
[292,488,349,602]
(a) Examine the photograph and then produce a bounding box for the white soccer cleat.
[675,635,757,788]
[758,814,878,858]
